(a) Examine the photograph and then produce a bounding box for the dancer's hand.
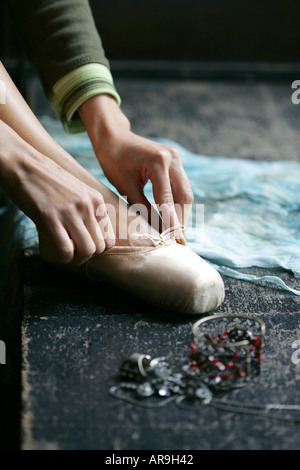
[79,94,194,241]
[0,120,115,265]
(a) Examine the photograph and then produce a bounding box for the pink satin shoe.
[81,226,225,314]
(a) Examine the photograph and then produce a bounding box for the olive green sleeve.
[51,63,121,134]
[7,0,112,98]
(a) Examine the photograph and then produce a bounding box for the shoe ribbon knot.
[131,224,186,247]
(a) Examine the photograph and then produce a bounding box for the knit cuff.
[50,63,121,134]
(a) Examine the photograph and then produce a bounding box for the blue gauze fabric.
[24,117,300,295]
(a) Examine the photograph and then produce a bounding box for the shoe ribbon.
[131,224,186,247]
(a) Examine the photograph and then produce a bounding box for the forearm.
[0,118,62,222]
[0,120,29,197]
[0,63,106,196]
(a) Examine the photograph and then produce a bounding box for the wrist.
[78,94,130,151]
[0,120,42,191]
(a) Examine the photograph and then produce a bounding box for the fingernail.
[177,234,187,245]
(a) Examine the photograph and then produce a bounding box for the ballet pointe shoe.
[86,226,224,314]
[39,226,225,315]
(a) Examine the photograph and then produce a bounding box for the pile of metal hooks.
[109,314,300,424]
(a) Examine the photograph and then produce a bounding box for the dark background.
[90,0,300,63]
[1,0,300,80]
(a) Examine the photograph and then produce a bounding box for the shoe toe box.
[150,244,225,314]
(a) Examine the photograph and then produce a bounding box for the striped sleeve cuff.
[50,63,121,134]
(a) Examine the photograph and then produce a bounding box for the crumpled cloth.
[161,138,300,295]
[24,117,300,295]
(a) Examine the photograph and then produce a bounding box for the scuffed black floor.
[22,252,300,450]
[20,76,300,450]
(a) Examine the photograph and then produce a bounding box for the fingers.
[38,225,75,266]
[168,152,194,228]
[38,190,116,267]
[66,219,101,266]
[150,162,180,229]
[148,145,194,241]
[67,192,116,266]
[121,174,162,232]
[94,201,116,250]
